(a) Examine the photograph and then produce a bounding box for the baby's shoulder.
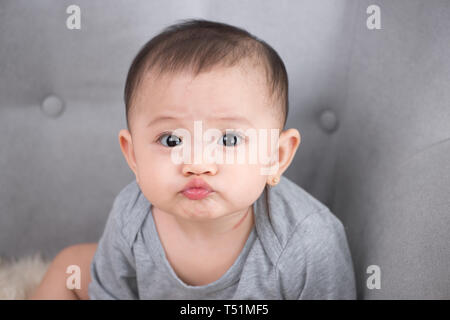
[270,175,332,218]
[258,176,346,264]
[108,179,151,246]
[263,176,346,255]
[263,177,354,299]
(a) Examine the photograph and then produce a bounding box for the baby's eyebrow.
[146,115,253,128]
[212,116,253,127]
[146,116,180,128]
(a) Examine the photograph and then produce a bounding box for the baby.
[31,19,356,300]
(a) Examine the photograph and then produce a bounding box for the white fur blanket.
[0,254,50,300]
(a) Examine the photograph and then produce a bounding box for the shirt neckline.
[145,198,259,294]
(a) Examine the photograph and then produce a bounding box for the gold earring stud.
[271,176,279,186]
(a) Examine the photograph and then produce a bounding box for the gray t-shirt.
[88,175,356,299]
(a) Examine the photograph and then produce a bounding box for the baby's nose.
[182,141,218,175]
[182,160,218,176]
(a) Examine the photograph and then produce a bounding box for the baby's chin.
[163,197,248,221]
[178,197,224,219]
[151,194,218,217]
[152,190,254,222]
[168,206,227,222]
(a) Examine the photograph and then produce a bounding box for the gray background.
[1,0,449,299]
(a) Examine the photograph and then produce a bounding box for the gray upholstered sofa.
[1,0,449,299]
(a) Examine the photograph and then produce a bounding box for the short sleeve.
[88,198,139,300]
[277,209,356,300]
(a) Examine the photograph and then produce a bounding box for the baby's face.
[120,65,283,221]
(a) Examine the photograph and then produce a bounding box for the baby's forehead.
[138,66,269,107]
[132,64,280,129]
[142,62,268,89]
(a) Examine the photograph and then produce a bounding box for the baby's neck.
[153,205,254,245]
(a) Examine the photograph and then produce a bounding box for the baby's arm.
[88,199,138,299]
[30,243,97,300]
[278,208,356,300]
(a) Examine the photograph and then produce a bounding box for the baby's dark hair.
[124,19,289,132]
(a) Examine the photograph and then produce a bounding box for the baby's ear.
[276,128,301,176]
[118,129,139,180]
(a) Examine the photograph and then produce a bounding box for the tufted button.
[319,109,338,133]
[41,94,65,118]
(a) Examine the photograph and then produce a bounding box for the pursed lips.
[181,178,214,200]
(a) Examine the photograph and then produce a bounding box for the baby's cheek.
[138,177,170,208]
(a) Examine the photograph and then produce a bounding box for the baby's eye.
[218,132,244,147]
[158,133,182,147]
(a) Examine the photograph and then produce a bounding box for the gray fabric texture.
[88,175,356,299]
[2,0,449,299]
